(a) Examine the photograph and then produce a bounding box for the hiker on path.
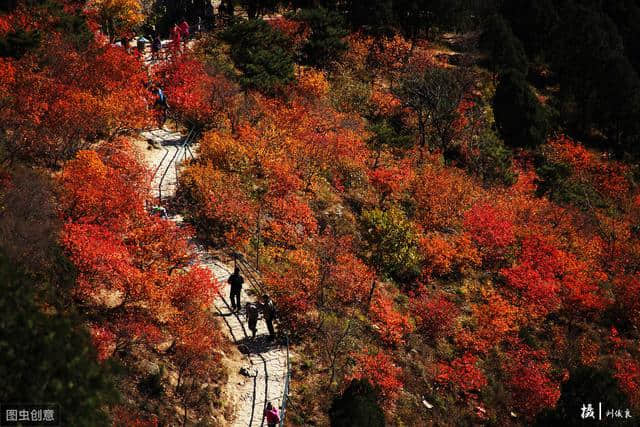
[261,294,277,340]
[153,86,169,127]
[228,267,244,312]
[245,302,259,338]
[178,18,190,47]
[151,34,162,61]
[171,23,181,52]
[264,402,281,427]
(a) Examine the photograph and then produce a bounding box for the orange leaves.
[348,351,403,405]
[419,232,479,278]
[179,164,256,248]
[264,249,320,329]
[59,148,145,227]
[197,130,249,172]
[0,35,149,165]
[59,146,221,361]
[412,161,479,231]
[465,291,521,353]
[295,67,330,99]
[85,0,144,40]
[328,252,375,307]
[369,291,413,346]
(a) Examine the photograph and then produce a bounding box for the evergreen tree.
[500,0,558,57]
[481,14,528,75]
[0,254,119,427]
[329,379,385,427]
[294,7,348,68]
[493,70,548,148]
[222,19,295,94]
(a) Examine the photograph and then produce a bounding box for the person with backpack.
[261,294,277,340]
[245,302,259,338]
[264,402,281,427]
[151,34,161,61]
[227,267,244,312]
[153,86,169,127]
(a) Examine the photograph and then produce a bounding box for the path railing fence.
[145,119,291,426]
[231,251,292,427]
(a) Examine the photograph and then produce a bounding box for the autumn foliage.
[5,2,640,425]
[58,143,220,362]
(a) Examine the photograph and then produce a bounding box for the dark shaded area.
[0,254,120,427]
[329,379,385,427]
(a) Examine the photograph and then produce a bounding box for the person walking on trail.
[264,402,281,427]
[261,294,277,340]
[153,86,169,127]
[178,19,190,46]
[171,23,181,52]
[228,267,244,312]
[151,34,161,60]
[245,302,259,338]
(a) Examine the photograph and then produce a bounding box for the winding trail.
[136,127,289,427]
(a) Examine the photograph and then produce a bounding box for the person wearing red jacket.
[178,19,190,46]
[170,23,181,52]
[264,402,280,427]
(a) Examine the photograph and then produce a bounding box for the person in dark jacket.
[228,267,244,311]
[151,34,162,61]
[261,294,277,340]
[245,302,259,338]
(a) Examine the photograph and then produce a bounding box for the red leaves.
[614,357,640,407]
[328,252,375,307]
[61,222,137,301]
[348,351,403,405]
[502,345,560,419]
[369,292,413,346]
[154,56,240,128]
[0,34,149,165]
[89,325,116,362]
[501,235,608,318]
[435,353,487,401]
[547,135,631,202]
[368,165,412,204]
[59,146,221,361]
[464,203,515,263]
[411,291,458,340]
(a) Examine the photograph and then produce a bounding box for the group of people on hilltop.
[227,267,278,341]
[118,19,189,60]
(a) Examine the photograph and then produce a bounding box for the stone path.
[136,127,289,427]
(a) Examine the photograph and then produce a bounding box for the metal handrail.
[157,126,198,202]
[279,334,291,427]
[229,251,291,427]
